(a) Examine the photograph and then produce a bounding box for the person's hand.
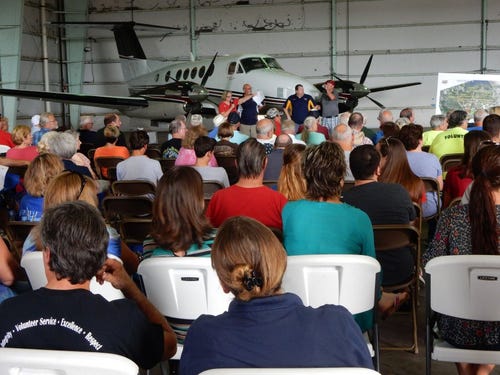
[96,258,134,291]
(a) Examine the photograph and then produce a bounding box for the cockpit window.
[238,57,284,73]
[263,57,283,70]
[240,57,267,73]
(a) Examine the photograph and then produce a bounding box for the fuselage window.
[183,68,190,80]
[199,66,206,78]
[165,71,171,82]
[176,70,182,80]
[191,67,198,79]
[154,73,159,82]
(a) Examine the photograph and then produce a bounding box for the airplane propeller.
[316,54,421,111]
[201,53,218,87]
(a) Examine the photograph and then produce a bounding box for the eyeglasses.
[70,172,87,199]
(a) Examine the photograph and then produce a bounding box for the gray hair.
[281,119,296,134]
[474,109,489,123]
[256,119,274,136]
[332,123,353,142]
[39,112,54,128]
[395,117,410,128]
[169,119,184,134]
[429,114,446,129]
[303,116,317,130]
[79,115,94,128]
[50,132,78,159]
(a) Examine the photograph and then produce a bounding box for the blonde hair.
[11,125,31,145]
[24,154,64,197]
[278,144,307,201]
[212,216,286,302]
[182,125,207,149]
[44,171,98,209]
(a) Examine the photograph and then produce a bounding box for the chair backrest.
[112,180,156,196]
[215,155,238,185]
[425,255,500,321]
[203,180,225,199]
[119,218,152,245]
[372,224,420,252]
[159,158,176,173]
[342,180,355,195]
[94,157,125,180]
[137,257,233,320]
[102,196,153,224]
[439,153,463,173]
[145,147,162,160]
[0,347,138,375]
[421,177,441,219]
[199,368,381,375]
[20,251,125,301]
[6,220,37,257]
[282,255,380,314]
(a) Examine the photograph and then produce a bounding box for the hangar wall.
[5,0,500,129]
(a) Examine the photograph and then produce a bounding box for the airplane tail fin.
[112,24,151,82]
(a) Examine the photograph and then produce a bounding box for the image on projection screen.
[436,72,500,115]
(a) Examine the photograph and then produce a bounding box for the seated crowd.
[0,103,499,375]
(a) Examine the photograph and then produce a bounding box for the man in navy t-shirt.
[284,84,319,130]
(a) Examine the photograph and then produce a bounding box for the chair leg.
[380,283,419,353]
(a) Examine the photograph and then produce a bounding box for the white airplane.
[0,22,321,122]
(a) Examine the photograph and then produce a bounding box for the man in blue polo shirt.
[283,84,319,131]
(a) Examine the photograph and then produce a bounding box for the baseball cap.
[213,114,225,127]
[227,112,240,125]
[266,108,283,119]
[324,79,335,86]
[31,114,40,127]
[190,114,203,126]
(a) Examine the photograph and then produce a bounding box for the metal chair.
[159,158,176,173]
[119,218,152,247]
[145,147,162,159]
[421,177,441,220]
[215,155,238,185]
[6,220,37,258]
[425,255,500,375]
[102,196,153,228]
[94,156,125,181]
[112,180,156,196]
[203,180,225,199]
[372,224,420,353]
[282,254,381,370]
[439,153,463,173]
[0,348,138,375]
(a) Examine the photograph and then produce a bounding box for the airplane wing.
[0,88,149,110]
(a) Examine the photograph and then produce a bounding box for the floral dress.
[423,204,500,349]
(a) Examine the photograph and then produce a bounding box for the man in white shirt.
[192,136,230,187]
[116,130,163,185]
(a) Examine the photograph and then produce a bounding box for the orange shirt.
[94,145,129,178]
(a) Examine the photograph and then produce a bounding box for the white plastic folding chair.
[425,255,500,375]
[199,368,381,374]
[0,347,138,375]
[281,255,381,370]
[20,251,125,301]
[137,257,233,360]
